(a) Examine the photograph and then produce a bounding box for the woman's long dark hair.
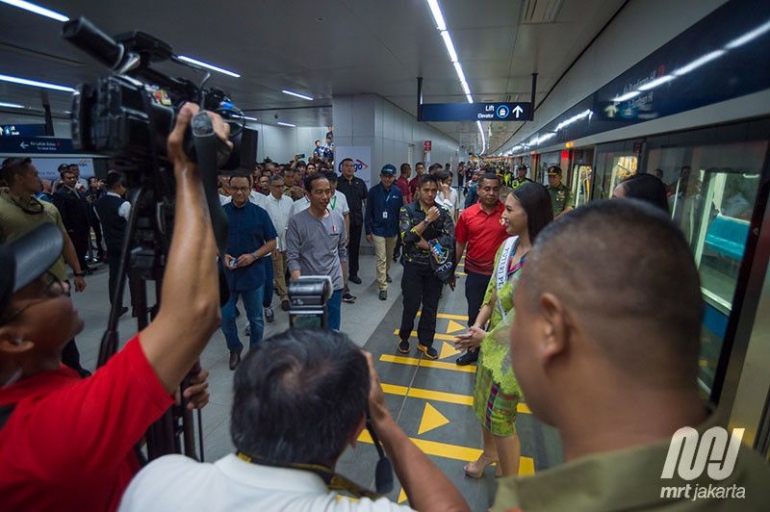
[511,182,554,243]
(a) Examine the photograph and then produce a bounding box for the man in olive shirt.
[546,165,573,219]
[493,200,770,511]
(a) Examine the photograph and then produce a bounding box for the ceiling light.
[0,101,24,108]
[426,0,447,31]
[638,75,675,91]
[672,50,725,77]
[440,31,458,62]
[282,89,314,101]
[0,0,68,22]
[278,121,296,128]
[177,55,240,78]
[724,19,770,49]
[453,62,467,83]
[242,115,257,121]
[476,121,486,154]
[612,90,641,102]
[0,73,75,92]
[465,94,474,103]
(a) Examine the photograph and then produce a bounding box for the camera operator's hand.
[167,103,232,173]
[181,367,210,410]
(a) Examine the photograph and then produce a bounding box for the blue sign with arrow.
[419,102,533,122]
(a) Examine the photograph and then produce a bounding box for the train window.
[646,140,766,393]
[594,149,638,199]
[571,164,593,206]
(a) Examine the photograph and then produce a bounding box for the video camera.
[62,17,257,187]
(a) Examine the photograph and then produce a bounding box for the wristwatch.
[251,251,260,260]
[74,271,86,277]
[422,219,430,226]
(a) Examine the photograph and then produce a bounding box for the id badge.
[382,211,388,219]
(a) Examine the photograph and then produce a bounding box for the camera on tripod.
[62,17,257,185]
[287,276,333,329]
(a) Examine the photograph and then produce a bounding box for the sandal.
[464,454,500,478]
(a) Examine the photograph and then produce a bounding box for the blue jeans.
[221,285,265,352]
[327,289,343,331]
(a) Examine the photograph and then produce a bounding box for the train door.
[570,148,594,206]
[593,140,640,199]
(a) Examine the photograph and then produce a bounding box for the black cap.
[0,224,63,321]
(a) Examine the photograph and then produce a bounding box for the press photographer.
[0,103,225,511]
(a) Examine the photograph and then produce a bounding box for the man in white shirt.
[436,170,459,222]
[263,174,294,311]
[119,329,469,512]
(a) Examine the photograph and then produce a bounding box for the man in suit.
[53,168,92,274]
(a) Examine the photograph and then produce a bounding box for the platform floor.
[70,251,562,511]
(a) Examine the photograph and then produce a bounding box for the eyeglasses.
[0,273,65,325]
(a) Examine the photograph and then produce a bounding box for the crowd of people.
[1,106,769,511]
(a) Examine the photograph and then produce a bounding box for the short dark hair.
[481,172,500,185]
[304,172,328,192]
[230,329,369,466]
[415,161,425,168]
[618,173,669,213]
[400,163,411,175]
[324,171,338,183]
[511,182,554,243]
[417,173,439,188]
[269,174,284,186]
[228,172,252,186]
[428,163,443,173]
[1,157,32,185]
[105,171,125,191]
[522,200,702,384]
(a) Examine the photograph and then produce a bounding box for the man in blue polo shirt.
[222,173,277,370]
[365,164,404,300]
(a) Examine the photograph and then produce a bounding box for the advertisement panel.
[334,146,372,189]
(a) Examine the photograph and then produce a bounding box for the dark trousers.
[393,236,402,259]
[60,281,86,375]
[399,262,443,348]
[90,217,105,257]
[70,229,90,270]
[348,223,363,277]
[465,271,492,327]
[107,248,123,305]
[263,257,273,308]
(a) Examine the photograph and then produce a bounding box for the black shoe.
[343,292,356,303]
[379,290,387,300]
[386,273,392,283]
[264,307,274,323]
[393,251,401,262]
[456,349,479,366]
[417,343,438,360]
[229,349,242,371]
[349,275,362,284]
[118,306,129,317]
[397,339,410,354]
[281,299,290,311]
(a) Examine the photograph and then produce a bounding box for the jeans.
[327,289,343,330]
[399,262,443,348]
[221,285,265,352]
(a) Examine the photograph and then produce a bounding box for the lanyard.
[330,195,337,210]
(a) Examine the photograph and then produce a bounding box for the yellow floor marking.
[398,488,407,504]
[439,341,461,360]
[457,272,467,276]
[446,319,466,334]
[393,329,458,342]
[418,403,450,435]
[380,382,530,415]
[380,354,476,373]
[416,312,469,321]
[358,430,534,474]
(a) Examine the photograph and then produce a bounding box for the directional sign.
[0,137,73,154]
[419,102,533,122]
[0,124,47,137]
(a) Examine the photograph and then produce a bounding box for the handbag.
[428,238,455,284]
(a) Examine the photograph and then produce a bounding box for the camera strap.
[235,451,380,500]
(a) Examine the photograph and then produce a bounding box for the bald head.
[512,200,703,420]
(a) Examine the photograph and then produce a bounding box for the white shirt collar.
[216,454,329,494]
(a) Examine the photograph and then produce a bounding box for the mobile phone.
[229,258,238,269]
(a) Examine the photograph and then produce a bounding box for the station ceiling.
[0,0,626,154]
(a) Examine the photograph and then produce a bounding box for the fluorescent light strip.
[0,101,24,108]
[724,19,770,50]
[465,94,474,103]
[426,0,446,31]
[0,73,75,92]
[177,55,240,78]
[278,121,296,128]
[453,62,467,84]
[612,90,641,102]
[638,75,675,91]
[476,121,486,154]
[672,50,725,77]
[282,89,314,101]
[441,31,458,62]
[0,0,68,22]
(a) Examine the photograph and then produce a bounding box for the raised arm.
[139,104,227,393]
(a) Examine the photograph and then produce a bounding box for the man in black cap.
[546,165,573,219]
[365,164,404,300]
[0,103,221,511]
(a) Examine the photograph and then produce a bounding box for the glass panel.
[594,149,638,199]
[646,140,767,393]
[571,164,593,207]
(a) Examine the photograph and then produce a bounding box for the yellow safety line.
[380,382,531,415]
[379,354,476,373]
[358,429,535,473]
[416,312,470,321]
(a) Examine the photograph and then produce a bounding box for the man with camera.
[221,172,278,370]
[0,103,222,511]
[119,329,470,512]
